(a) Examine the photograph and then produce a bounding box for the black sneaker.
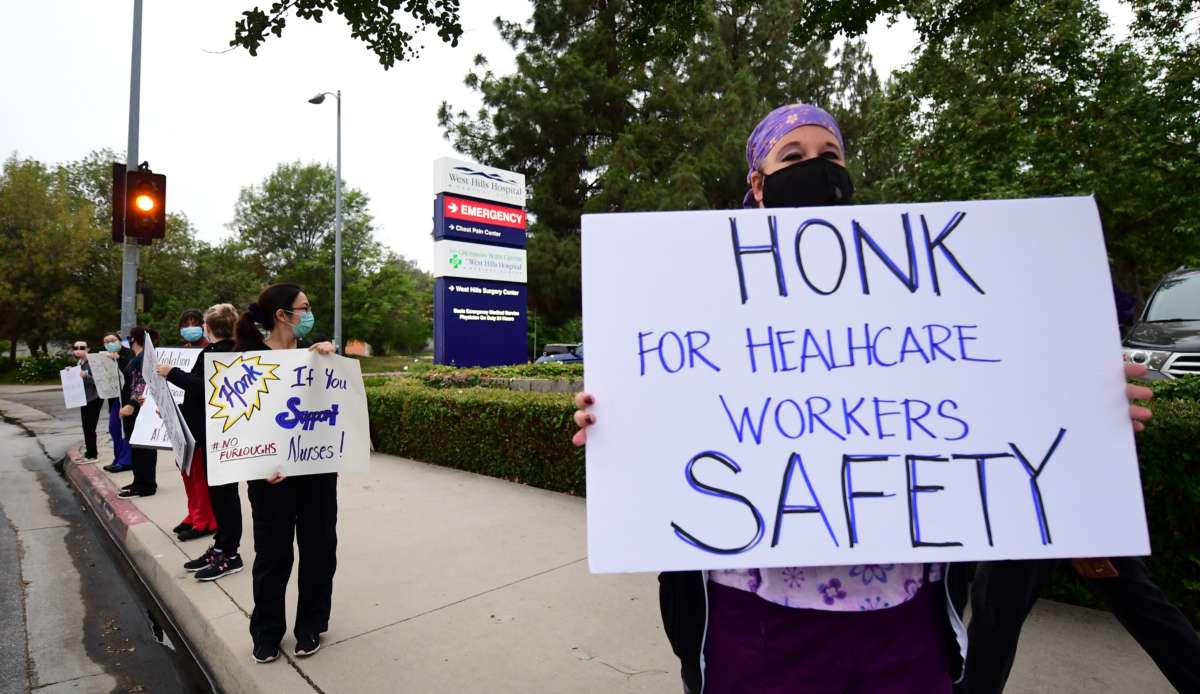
[195,553,243,582]
[117,487,154,498]
[184,546,219,572]
[294,634,320,658]
[176,526,216,542]
[172,522,192,534]
[102,463,131,473]
[121,484,134,491]
[252,643,279,664]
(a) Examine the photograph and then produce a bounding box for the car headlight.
[1123,348,1172,371]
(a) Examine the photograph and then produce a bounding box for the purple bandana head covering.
[743,103,845,207]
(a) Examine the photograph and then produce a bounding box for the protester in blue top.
[570,103,1156,694]
[100,333,134,475]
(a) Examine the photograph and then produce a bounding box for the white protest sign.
[88,353,122,400]
[582,196,1148,574]
[156,348,200,404]
[60,366,87,409]
[141,336,195,472]
[129,392,172,451]
[203,350,370,485]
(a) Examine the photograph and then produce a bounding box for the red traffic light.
[125,167,166,240]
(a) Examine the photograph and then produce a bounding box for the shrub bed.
[366,374,1197,625]
[367,378,585,495]
[1044,384,1200,625]
[16,352,74,384]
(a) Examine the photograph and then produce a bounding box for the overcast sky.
[0,1,1130,272]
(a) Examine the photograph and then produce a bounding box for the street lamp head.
[308,93,326,105]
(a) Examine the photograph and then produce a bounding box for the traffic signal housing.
[111,162,126,243]
[124,165,166,241]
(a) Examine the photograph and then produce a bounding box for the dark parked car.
[535,343,583,364]
[1122,267,1200,379]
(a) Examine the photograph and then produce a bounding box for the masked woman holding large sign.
[234,283,337,664]
[570,104,1155,694]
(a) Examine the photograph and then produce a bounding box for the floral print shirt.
[710,563,942,612]
[128,362,147,403]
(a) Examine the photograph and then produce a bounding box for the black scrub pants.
[121,412,157,493]
[962,558,1200,694]
[248,473,338,648]
[209,481,242,555]
[80,398,102,458]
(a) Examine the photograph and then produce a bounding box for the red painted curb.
[64,443,148,543]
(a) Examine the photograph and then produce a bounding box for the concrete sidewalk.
[59,433,1179,693]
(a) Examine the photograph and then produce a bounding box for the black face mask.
[761,157,855,208]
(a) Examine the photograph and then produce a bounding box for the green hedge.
[367,379,585,495]
[366,374,1198,625]
[1044,386,1200,626]
[16,352,75,384]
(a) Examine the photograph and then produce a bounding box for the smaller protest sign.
[141,335,195,472]
[88,353,122,400]
[129,391,172,451]
[155,348,200,404]
[204,350,370,485]
[60,366,87,409]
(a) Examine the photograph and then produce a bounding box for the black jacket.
[659,565,971,693]
[115,346,134,374]
[165,339,235,451]
[119,353,142,438]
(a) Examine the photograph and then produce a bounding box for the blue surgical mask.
[292,311,315,339]
[180,326,204,343]
[105,342,121,352]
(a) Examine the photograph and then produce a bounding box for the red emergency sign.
[442,195,526,230]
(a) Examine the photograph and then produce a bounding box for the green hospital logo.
[449,252,463,269]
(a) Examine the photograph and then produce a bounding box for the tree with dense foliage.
[865,0,1200,299]
[439,0,880,330]
[230,0,464,67]
[230,161,431,352]
[0,154,432,359]
[0,157,103,360]
[227,0,1024,67]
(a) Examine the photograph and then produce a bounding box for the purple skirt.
[702,581,953,694]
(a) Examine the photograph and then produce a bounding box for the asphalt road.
[0,388,209,694]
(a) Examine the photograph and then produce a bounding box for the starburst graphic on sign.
[449,253,463,268]
[207,355,281,433]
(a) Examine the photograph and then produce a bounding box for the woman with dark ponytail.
[234,283,338,665]
[159,304,244,577]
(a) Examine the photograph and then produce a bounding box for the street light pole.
[120,0,143,338]
[334,90,342,353]
[308,90,342,352]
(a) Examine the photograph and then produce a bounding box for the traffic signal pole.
[120,0,143,337]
